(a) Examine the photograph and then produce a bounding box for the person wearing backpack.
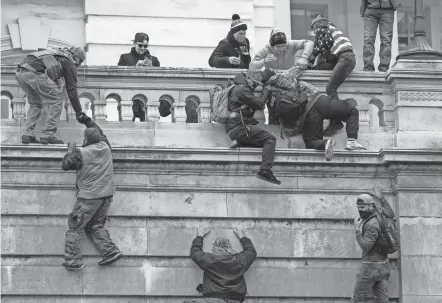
[352,186,397,302]
[267,76,366,160]
[225,68,280,185]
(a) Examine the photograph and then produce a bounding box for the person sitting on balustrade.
[61,116,122,271]
[189,227,257,303]
[16,45,88,144]
[118,32,160,67]
[264,67,366,161]
[209,14,251,69]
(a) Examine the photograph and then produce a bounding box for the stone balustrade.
[2,59,442,149]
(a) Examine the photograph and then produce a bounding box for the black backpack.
[270,88,308,137]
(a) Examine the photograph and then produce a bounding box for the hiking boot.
[21,135,39,144]
[40,137,64,144]
[229,140,240,148]
[98,251,123,266]
[345,140,366,150]
[323,120,344,137]
[325,139,336,161]
[62,262,84,271]
[256,169,281,185]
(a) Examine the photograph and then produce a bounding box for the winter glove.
[75,111,89,124]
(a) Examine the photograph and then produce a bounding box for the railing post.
[147,100,160,122]
[12,97,26,122]
[93,100,108,122]
[200,103,211,123]
[120,100,133,122]
[173,102,186,123]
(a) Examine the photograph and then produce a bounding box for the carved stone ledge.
[93,100,107,121]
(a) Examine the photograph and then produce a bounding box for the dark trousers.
[228,124,276,171]
[132,111,146,122]
[302,96,359,149]
[64,196,120,266]
[363,9,394,71]
[325,50,356,100]
[352,261,390,303]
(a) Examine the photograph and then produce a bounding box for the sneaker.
[229,140,240,148]
[62,262,84,271]
[323,121,344,137]
[325,139,336,161]
[21,135,39,144]
[98,251,123,266]
[40,137,64,144]
[345,140,367,150]
[256,169,281,185]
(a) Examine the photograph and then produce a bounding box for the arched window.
[105,93,121,122]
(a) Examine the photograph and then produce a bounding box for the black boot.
[21,135,39,144]
[256,169,281,185]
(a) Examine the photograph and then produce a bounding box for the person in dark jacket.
[209,14,251,69]
[118,32,160,67]
[190,227,257,302]
[352,186,395,302]
[310,15,356,137]
[16,46,88,144]
[226,68,280,185]
[61,116,122,270]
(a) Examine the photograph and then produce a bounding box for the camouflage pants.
[64,196,120,266]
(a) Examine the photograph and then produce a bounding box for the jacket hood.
[233,72,248,85]
[269,28,284,40]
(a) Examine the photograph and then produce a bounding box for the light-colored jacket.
[250,29,313,70]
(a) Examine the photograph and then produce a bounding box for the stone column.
[147,100,160,122]
[173,102,187,123]
[199,103,211,123]
[12,97,26,122]
[93,100,107,122]
[119,100,133,122]
[359,110,370,126]
[388,160,442,303]
[387,60,442,148]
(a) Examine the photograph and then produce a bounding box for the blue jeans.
[16,68,66,139]
[64,196,120,266]
[352,261,390,303]
[363,9,395,71]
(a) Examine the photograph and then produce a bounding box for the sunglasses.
[137,43,148,49]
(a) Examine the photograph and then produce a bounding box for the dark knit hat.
[261,67,276,83]
[213,237,236,254]
[69,46,86,63]
[311,15,328,29]
[83,127,100,146]
[134,32,149,43]
[230,14,247,34]
[269,29,287,46]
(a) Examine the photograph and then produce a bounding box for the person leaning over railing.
[118,32,160,67]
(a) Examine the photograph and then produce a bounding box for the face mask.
[358,209,373,219]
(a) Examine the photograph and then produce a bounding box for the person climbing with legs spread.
[225,68,280,185]
[61,116,122,270]
[309,15,356,138]
[265,70,366,161]
[16,45,88,144]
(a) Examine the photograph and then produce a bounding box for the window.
[397,7,432,53]
[290,3,328,41]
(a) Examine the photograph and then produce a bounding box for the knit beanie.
[83,127,100,146]
[69,46,86,63]
[230,14,248,34]
[311,15,328,29]
[269,28,287,46]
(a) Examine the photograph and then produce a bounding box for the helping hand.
[229,57,241,65]
[197,227,211,238]
[371,186,383,199]
[233,228,247,239]
[75,111,89,124]
[354,216,362,231]
[297,57,308,69]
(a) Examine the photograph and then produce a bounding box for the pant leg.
[352,263,378,303]
[16,70,44,137]
[326,51,356,100]
[64,197,107,266]
[378,11,394,71]
[84,196,120,257]
[325,98,359,140]
[373,262,391,303]
[34,73,66,139]
[302,107,327,150]
[228,124,276,171]
[363,9,380,71]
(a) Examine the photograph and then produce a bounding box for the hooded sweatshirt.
[250,29,314,70]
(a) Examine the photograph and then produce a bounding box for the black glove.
[75,111,89,124]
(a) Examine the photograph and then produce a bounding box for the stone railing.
[2,59,442,149]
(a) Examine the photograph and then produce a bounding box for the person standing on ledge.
[16,46,88,144]
[190,227,257,303]
[209,14,251,69]
[118,32,160,67]
[61,117,123,271]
